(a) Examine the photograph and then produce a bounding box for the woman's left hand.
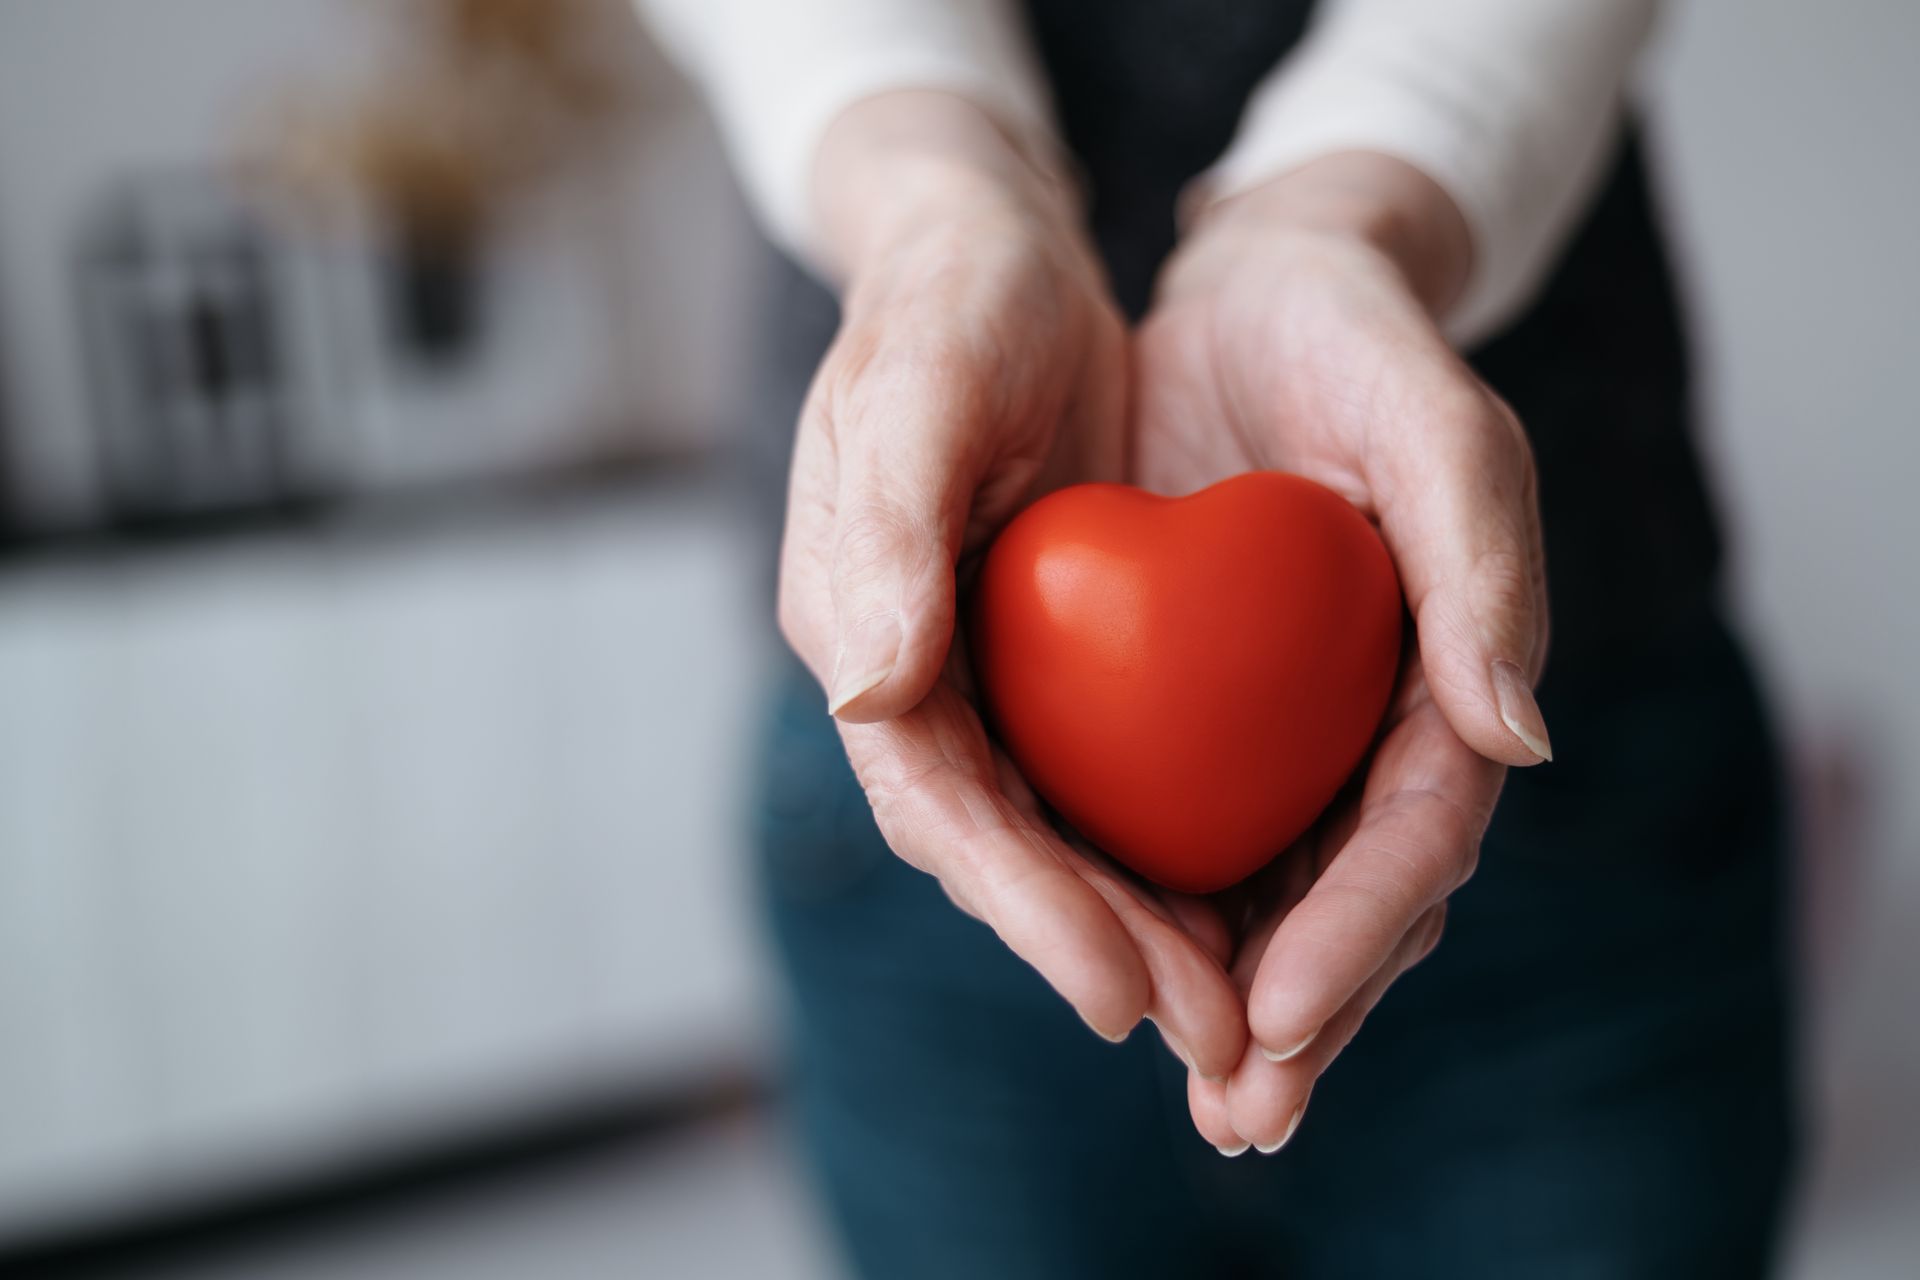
[1127,154,1554,1153]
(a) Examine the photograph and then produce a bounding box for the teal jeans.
[752,612,1796,1279]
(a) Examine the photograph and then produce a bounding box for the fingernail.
[1215,1142,1251,1158]
[1492,659,1553,763]
[1255,1104,1306,1155]
[1080,1013,1130,1045]
[1260,1029,1318,1063]
[827,612,901,716]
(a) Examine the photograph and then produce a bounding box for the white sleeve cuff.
[1203,0,1659,347]
[635,0,1056,265]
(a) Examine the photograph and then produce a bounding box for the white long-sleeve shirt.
[635,0,1659,345]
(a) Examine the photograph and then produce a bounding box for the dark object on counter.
[76,175,329,524]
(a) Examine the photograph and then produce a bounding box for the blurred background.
[0,1,1912,1276]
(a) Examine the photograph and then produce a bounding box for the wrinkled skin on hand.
[782,98,1553,1152]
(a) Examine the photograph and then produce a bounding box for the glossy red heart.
[971,471,1403,894]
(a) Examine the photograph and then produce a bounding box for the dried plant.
[262,0,641,242]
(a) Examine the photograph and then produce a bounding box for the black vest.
[746,0,1724,690]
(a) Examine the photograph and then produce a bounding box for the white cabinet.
[0,483,776,1242]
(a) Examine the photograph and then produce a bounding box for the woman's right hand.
[777,92,1247,1077]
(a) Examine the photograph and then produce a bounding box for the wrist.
[812,90,1081,283]
[1183,152,1472,318]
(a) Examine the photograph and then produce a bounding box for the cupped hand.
[1128,156,1553,1152]
[776,93,1247,1074]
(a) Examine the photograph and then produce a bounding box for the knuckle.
[1427,379,1495,437]
[827,326,989,437]
[1432,384,1536,492]
[1331,860,1427,939]
[847,720,990,860]
[1471,545,1539,624]
[858,751,937,823]
[833,500,931,594]
[1361,787,1485,901]
[1452,838,1482,892]
[936,874,986,921]
[1290,878,1409,975]
[1468,385,1533,461]
[1402,783,1489,854]
[845,727,926,816]
[1399,905,1448,973]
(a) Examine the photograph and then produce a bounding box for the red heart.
[971,471,1403,894]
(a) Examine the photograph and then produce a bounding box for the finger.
[1246,698,1501,1060]
[1373,383,1552,767]
[1062,851,1247,1079]
[1228,841,1317,991]
[1225,902,1446,1149]
[990,735,1243,1072]
[1187,1071,1251,1157]
[773,336,984,722]
[815,328,1049,723]
[993,748,1246,1075]
[775,407,845,678]
[822,480,959,723]
[1161,891,1237,972]
[840,687,1150,1040]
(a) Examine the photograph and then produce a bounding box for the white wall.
[0,0,754,529]
[1645,1,1920,1272]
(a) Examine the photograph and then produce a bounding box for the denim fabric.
[752,615,1794,1279]
[740,4,1786,1271]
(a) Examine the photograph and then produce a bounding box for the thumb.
[1379,394,1552,767]
[824,475,963,722]
[785,311,1040,724]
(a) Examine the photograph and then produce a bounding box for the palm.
[779,203,1259,1079]
[1129,233,1451,508]
[836,661,1244,1017]
[1124,237,1525,1149]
